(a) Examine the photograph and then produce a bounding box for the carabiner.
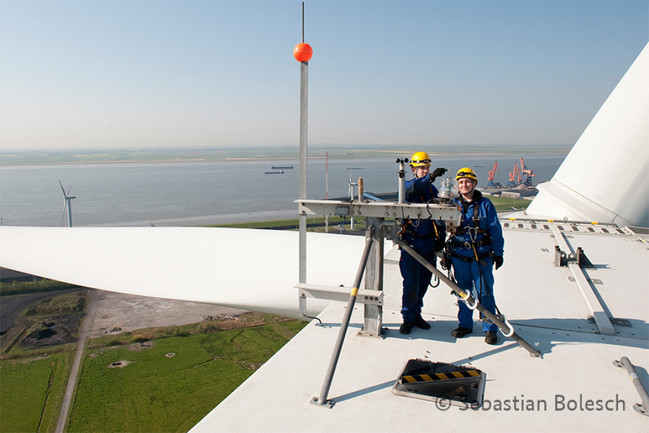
[467,226,479,242]
[501,316,515,337]
[459,290,478,310]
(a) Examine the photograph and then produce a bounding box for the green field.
[0,313,305,433]
[0,352,73,433]
[210,215,346,230]
[67,315,304,433]
[0,279,77,296]
[24,291,86,317]
[488,195,532,211]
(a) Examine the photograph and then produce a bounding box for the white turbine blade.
[58,179,67,197]
[525,43,649,227]
[67,185,73,196]
[0,227,366,318]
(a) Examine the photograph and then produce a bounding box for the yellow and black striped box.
[393,359,486,407]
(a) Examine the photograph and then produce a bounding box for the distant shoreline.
[0,144,571,166]
[87,209,300,228]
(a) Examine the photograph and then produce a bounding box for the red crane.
[487,160,500,187]
[508,162,521,186]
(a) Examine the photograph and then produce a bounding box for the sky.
[0,0,647,151]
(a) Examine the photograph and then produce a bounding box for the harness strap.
[432,219,439,238]
[450,252,491,262]
[460,199,482,225]
[450,237,491,248]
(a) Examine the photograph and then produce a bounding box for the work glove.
[429,167,447,182]
[493,255,504,270]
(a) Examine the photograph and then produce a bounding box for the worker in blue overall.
[448,167,504,345]
[398,151,447,335]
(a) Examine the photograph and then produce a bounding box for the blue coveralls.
[399,176,445,324]
[449,190,504,333]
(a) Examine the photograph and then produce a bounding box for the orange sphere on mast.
[293,43,313,62]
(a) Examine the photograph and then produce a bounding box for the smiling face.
[457,177,477,199]
[412,165,430,179]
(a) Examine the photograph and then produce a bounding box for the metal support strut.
[614,356,649,416]
[313,227,375,407]
[395,239,542,358]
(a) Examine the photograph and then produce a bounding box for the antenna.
[301,1,305,43]
[58,180,76,227]
[295,1,313,287]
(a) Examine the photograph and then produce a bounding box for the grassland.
[488,195,532,211]
[0,302,305,433]
[0,290,86,432]
[67,314,304,433]
[0,279,77,296]
[210,215,348,230]
[23,291,86,317]
[0,352,73,433]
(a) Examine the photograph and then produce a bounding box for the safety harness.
[399,183,444,242]
[447,194,503,322]
[398,183,445,288]
[450,196,492,263]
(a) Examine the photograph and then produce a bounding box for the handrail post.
[614,356,649,416]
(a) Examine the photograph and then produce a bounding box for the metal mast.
[295,2,313,285]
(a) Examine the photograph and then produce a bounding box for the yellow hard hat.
[455,167,478,182]
[409,151,431,167]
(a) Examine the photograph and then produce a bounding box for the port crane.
[520,157,536,186]
[487,160,500,187]
[508,162,522,186]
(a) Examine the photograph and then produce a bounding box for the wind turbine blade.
[58,179,67,196]
[0,227,365,318]
[526,43,649,226]
[67,185,73,196]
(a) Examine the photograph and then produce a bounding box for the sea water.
[0,154,565,227]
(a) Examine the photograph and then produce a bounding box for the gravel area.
[90,290,247,338]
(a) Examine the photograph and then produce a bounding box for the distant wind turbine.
[58,180,76,227]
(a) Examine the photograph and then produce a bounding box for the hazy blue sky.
[1,0,647,151]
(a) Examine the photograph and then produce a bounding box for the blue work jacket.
[402,176,445,254]
[450,190,504,258]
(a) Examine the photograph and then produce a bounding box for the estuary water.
[0,153,566,227]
